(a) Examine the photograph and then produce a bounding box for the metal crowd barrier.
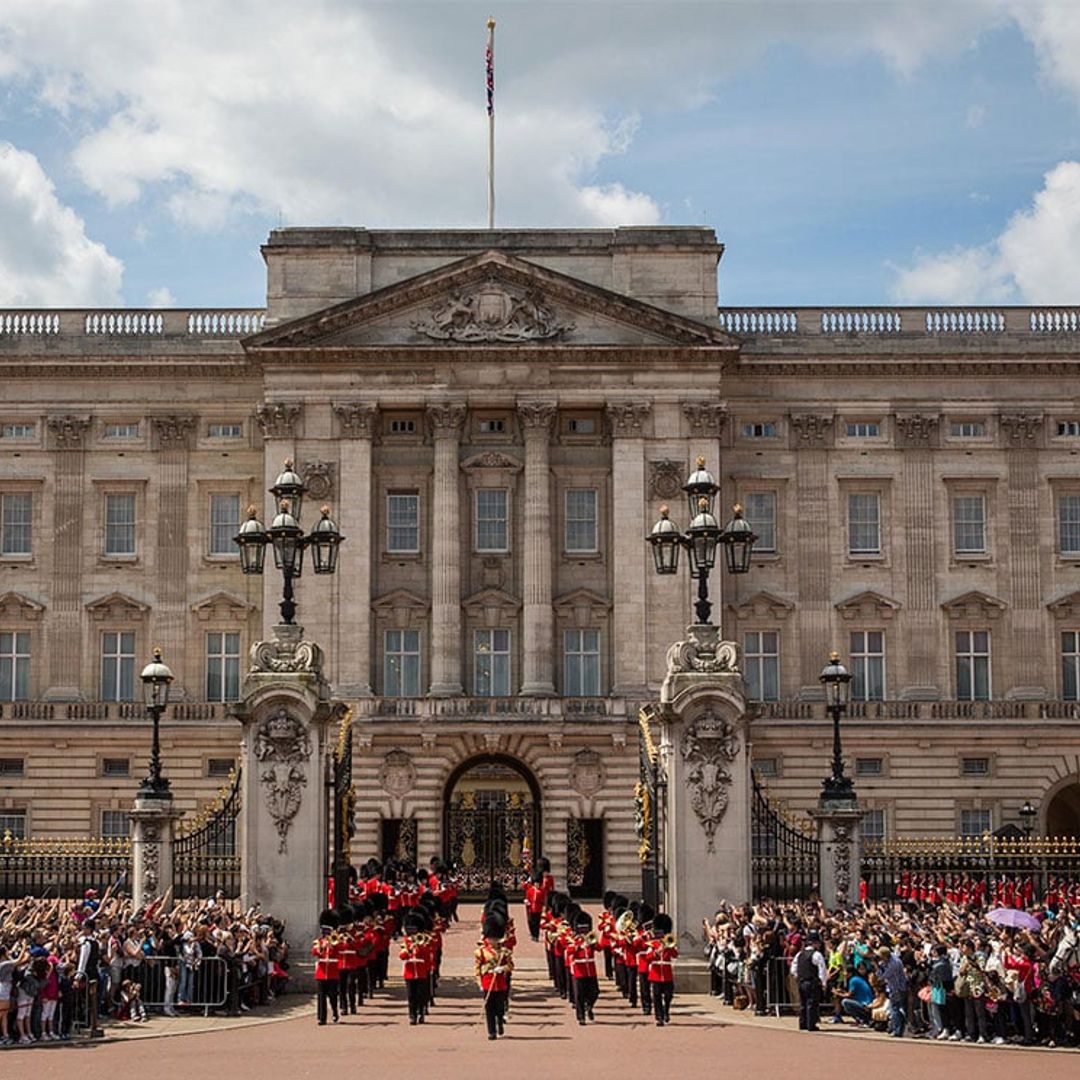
[70,978,103,1038]
[132,955,230,1010]
[764,956,796,1017]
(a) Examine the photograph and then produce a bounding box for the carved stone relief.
[150,414,196,450]
[1000,413,1044,443]
[894,413,940,446]
[649,459,684,500]
[413,284,573,343]
[425,402,467,435]
[681,402,728,438]
[332,402,378,439]
[255,402,302,438]
[46,415,91,450]
[605,401,652,438]
[832,822,853,906]
[569,749,605,798]
[681,708,741,854]
[378,749,417,798]
[790,413,834,446]
[301,459,335,502]
[141,822,160,897]
[253,708,313,854]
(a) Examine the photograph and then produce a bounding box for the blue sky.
[2,1,1080,309]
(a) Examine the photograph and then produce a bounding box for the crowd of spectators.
[703,895,1080,1048]
[0,887,289,1046]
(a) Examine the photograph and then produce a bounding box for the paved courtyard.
[8,905,1079,1080]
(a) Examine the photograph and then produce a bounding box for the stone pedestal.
[230,623,342,958]
[659,623,751,945]
[811,803,862,910]
[130,794,181,911]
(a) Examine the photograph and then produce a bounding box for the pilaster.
[130,794,181,912]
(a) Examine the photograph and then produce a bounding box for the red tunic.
[400,936,430,980]
[475,942,512,992]
[311,937,342,981]
[566,938,598,979]
[644,942,678,984]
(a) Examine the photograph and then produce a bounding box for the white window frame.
[952,493,987,555]
[741,421,777,439]
[845,421,881,438]
[564,488,599,554]
[1062,629,1080,700]
[386,492,420,554]
[955,629,991,701]
[742,491,776,553]
[855,757,884,777]
[0,492,32,556]
[474,488,509,553]
[0,630,30,701]
[1057,420,1080,437]
[1059,494,1080,556]
[847,492,881,555]
[742,631,780,701]
[208,493,242,557]
[206,631,242,703]
[103,423,139,439]
[1,423,35,440]
[207,422,243,438]
[563,628,601,696]
[101,630,137,702]
[950,420,987,438]
[861,808,886,842]
[104,492,137,557]
[100,809,131,839]
[849,630,885,701]
[0,809,27,839]
[960,808,992,838]
[474,628,511,697]
[383,628,421,697]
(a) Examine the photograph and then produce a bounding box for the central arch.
[1045,780,1080,837]
[443,754,542,896]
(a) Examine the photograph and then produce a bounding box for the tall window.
[384,629,421,696]
[0,631,30,700]
[564,629,601,696]
[101,810,131,839]
[206,631,241,702]
[743,631,779,701]
[101,631,136,701]
[849,631,885,700]
[104,493,136,556]
[1059,495,1080,556]
[955,629,991,701]
[847,493,880,555]
[564,489,598,553]
[475,489,509,552]
[0,810,27,839]
[0,493,32,556]
[1062,631,1080,700]
[386,493,420,553]
[474,629,510,697]
[960,808,992,838]
[952,495,986,554]
[743,492,776,553]
[861,808,886,843]
[209,494,241,556]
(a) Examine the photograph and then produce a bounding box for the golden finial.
[487,16,495,30]
[696,455,706,468]
[732,502,743,514]
[659,504,669,516]
[829,650,840,662]
[153,645,163,661]
[321,504,330,516]
[697,497,708,511]
[283,458,293,469]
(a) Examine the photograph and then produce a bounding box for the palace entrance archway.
[444,755,540,895]
[1045,781,1080,837]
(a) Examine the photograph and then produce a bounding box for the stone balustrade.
[0,308,266,339]
[755,699,1080,722]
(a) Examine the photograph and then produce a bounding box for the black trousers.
[338,969,355,1013]
[798,978,821,1031]
[554,956,567,999]
[406,979,426,1022]
[639,971,653,1014]
[484,989,507,1037]
[615,960,626,995]
[317,979,339,1024]
[574,976,599,1023]
[627,965,638,1007]
[603,947,613,980]
[653,982,674,1024]
[527,910,541,941]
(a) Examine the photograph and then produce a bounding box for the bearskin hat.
[487,880,508,901]
[353,899,371,921]
[482,911,506,941]
[603,890,616,911]
[538,856,551,873]
[319,908,340,931]
[402,911,426,935]
[653,912,673,935]
[368,892,388,913]
[639,902,655,926]
[565,902,582,927]
[575,911,593,934]
[335,903,354,925]
[532,870,544,885]
[416,866,430,886]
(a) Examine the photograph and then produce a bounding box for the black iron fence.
[751,772,820,901]
[0,834,130,899]
[172,768,242,899]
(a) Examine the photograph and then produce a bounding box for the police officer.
[790,930,827,1032]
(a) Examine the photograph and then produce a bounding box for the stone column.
[517,399,557,696]
[150,416,196,695]
[810,806,862,910]
[606,400,652,695]
[130,794,181,912]
[1002,414,1047,699]
[44,416,90,700]
[332,402,378,697]
[659,623,752,936]
[426,402,467,696]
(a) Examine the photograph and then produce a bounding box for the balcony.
[754,699,1080,723]
[356,696,629,722]
[0,309,266,339]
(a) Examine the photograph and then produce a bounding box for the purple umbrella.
[986,907,1041,931]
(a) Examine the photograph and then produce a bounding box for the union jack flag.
[486,33,494,116]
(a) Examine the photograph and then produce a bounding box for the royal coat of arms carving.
[254,708,313,854]
[681,708,741,854]
[412,284,573,343]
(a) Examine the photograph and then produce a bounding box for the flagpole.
[487,16,496,229]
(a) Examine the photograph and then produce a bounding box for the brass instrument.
[662,933,677,949]
[582,931,598,947]
[615,910,637,935]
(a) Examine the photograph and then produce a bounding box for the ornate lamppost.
[233,460,344,624]
[647,457,756,624]
[819,651,855,804]
[138,647,174,799]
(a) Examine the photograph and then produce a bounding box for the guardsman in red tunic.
[598,892,616,980]
[336,904,360,1015]
[634,903,656,1016]
[643,912,679,1027]
[566,912,600,1025]
[475,911,513,1040]
[312,909,342,1025]
[524,872,546,942]
[538,856,555,901]
[400,912,430,1025]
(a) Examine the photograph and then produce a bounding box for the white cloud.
[890,161,1080,303]
[0,141,122,306]
[146,285,175,308]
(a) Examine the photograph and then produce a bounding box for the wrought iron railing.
[172,768,242,899]
[751,771,820,901]
[0,833,131,899]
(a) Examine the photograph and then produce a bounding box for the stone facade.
[2,227,1080,893]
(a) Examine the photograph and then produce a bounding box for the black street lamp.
[139,647,174,799]
[819,651,855,803]
[234,460,344,625]
[647,457,756,624]
[1019,799,1037,837]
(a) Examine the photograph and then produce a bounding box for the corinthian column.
[517,400,558,696]
[426,402,467,696]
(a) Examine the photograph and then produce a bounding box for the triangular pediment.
[835,589,901,620]
[86,591,149,621]
[553,588,612,623]
[371,588,430,613]
[941,590,1007,619]
[1048,590,1080,620]
[462,587,522,625]
[244,250,737,352]
[727,590,795,620]
[191,591,256,621]
[0,591,45,621]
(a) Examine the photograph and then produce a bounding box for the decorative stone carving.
[378,749,417,798]
[255,402,302,438]
[0,592,45,621]
[86,592,150,622]
[516,400,558,432]
[462,451,523,472]
[425,401,467,435]
[332,402,378,439]
[254,708,313,854]
[1048,591,1080,621]
[150,414,196,449]
[413,284,573,342]
[1000,413,1044,443]
[681,402,727,438]
[895,413,940,446]
[832,822,853,906]
[727,591,795,621]
[142,822,160,897]
[46,415,90,450]
[483,731,502,752]
[834,590,901,621]
[249,624,326,674]
[569,749,605,797]
[301,459,335,502]
[649,459,684,500]
[605,400,652,438]
[681,708,741,853]
[666,623,739,676]
[790,413,834,446]
[941,590,1007,620]
[547,731,564,751]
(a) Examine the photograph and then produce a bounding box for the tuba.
[616,910,637,935]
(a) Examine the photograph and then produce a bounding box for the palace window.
[207,758,236,779]
[861,808,886,842]
[478,417,506,434]
[0,757,24,776]
[849,631,885,701]
[104,493,137,556]
[1063,631,1080,701]
[754,757,778,778]
[474,629,510,697]
[1057,420,1080,437]
[960,808,992,838]
[384,629,421,697]
[388,418,417,435]
[961,757,990,776]
[209,493,242,556]
[741,421,777,438]
[1,424,34,439]
[0,631,30,701]
[743,492,776,553]
[206,631,241,702]
[101,757,130,778]
[950,421,986,438]
[846,421,880,438]
[1,493,32,556]
[207,423,243,438]
[0,810,27,840]
[952,494,987,555]
[1059,495,1080,556]
[564,489,598,553]
[955,630,991,701]
[563,629,601,696]
[474,488,509,552]
[856,757,884,777]
[104,423,139,439]
[101,631,136,702]
[386,493,420,553]
[743,631,779,701]
[100,809,131,839]
[847,493,881,555]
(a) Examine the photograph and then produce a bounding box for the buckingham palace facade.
[2,224,1080,893]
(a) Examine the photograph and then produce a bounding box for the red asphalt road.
[12,903,1080,1080]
